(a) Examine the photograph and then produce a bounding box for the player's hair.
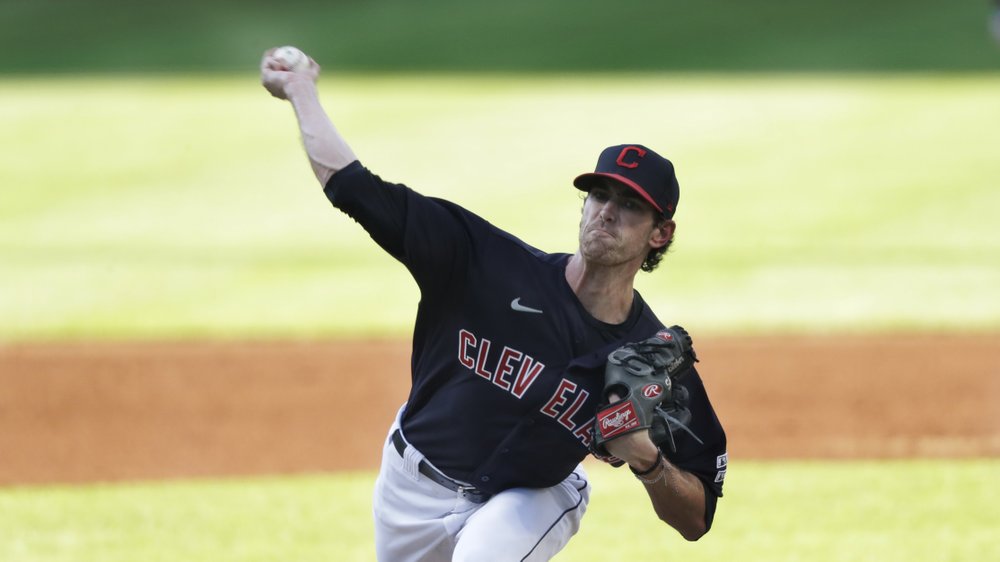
[641,218,673,273]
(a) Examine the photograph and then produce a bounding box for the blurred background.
[2,0,999,74]
[1,1,998,561]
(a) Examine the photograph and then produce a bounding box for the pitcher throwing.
[260,47,728,561]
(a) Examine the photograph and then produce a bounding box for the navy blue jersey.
[325,162,726,501]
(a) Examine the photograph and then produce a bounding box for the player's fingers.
[260,48,292,73]
[262,57,286,72]
[260,48,274,71]
[260,68,289,99]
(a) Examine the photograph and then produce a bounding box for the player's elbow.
[679,524,708,542]
[666,516,707,542]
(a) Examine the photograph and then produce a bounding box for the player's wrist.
[629,452,663,476]
[629,453,667,484]
[285,77,318,101]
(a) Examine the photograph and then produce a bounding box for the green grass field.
[1,460,996,562]
[2,73,998,340]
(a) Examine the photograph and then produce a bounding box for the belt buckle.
[458,484,486,503]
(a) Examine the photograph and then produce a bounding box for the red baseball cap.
[573,144,680,219]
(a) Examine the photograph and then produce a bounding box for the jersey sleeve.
[660,367,728,530]
[323,161,474,295]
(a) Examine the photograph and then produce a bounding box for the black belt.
[390,429,491,504]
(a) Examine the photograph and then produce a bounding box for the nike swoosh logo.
[511,298,543,314]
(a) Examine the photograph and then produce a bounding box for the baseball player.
[261,48,727,561]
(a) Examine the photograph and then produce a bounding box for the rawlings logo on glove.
[599,402,639,438]
[591,325,701,464]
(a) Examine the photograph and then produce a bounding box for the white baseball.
[273,46,309,72]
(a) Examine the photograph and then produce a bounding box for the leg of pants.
[372,417,590,562]
[452,468,589,562]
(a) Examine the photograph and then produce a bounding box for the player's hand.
[603,391,661,469]
[604,430,660,470]
[260,47,320,100]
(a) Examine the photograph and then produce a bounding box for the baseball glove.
[591,325,701,464]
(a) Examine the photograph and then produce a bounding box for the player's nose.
[597,200,619,222]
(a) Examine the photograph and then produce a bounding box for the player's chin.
[580,239,622,264]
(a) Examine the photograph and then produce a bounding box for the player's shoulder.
[455,209,566,266]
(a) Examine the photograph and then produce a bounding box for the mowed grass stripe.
[0,460,996,562]
[1,74,998,339]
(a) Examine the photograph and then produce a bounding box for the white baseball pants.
[373,413,590,562]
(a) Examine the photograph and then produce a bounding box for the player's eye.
[589,188,610,202]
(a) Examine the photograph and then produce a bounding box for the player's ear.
[649,219,674,249]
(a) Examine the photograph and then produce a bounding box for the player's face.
[578,181,673,268]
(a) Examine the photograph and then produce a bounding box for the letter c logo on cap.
[616,146,647,169]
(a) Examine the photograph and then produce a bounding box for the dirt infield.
[2,335,998,486]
